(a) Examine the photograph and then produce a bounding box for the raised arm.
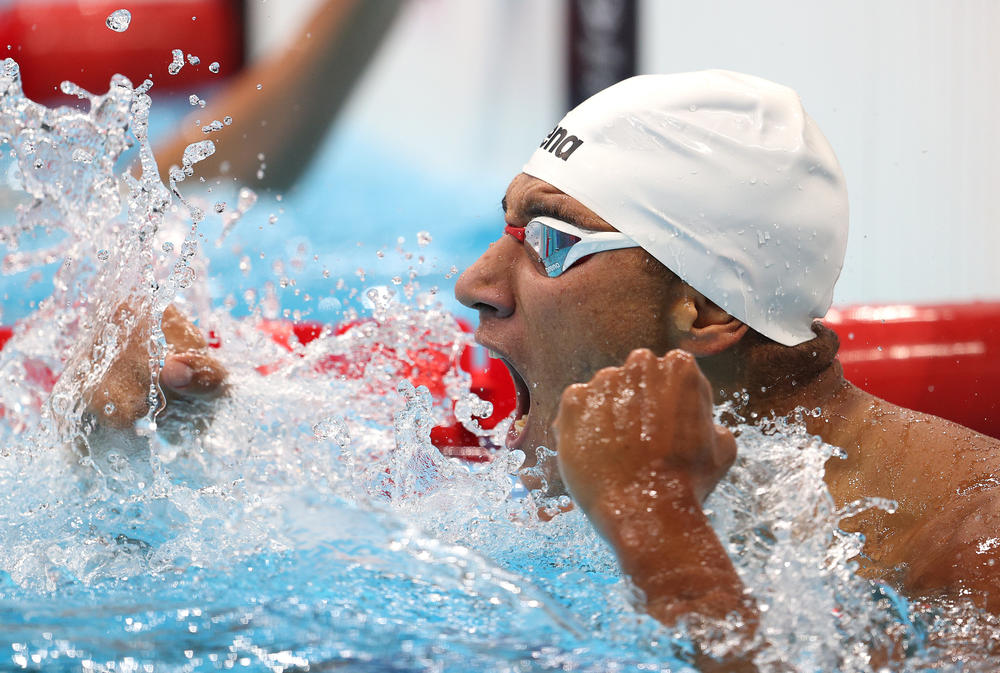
[553,348,754,627]
[155,0,402,189]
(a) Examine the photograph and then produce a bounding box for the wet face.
[455,174,684,470]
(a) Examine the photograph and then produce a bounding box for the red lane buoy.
[0,0,245,102]
[825,302,1000,440]
[1,301,997,456]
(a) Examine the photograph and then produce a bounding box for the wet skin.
[455,174,755,626]
[83,304,227,429]
[91,174,1000,627]
[454,174,690,491]
[456,173,1000,621]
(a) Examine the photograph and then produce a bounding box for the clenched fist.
[553,349,750,628]
[555,348,736,518]
[83,304,228,429]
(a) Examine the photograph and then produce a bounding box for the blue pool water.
[0,58,995,673]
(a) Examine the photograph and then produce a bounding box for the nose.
[455,236,518,319]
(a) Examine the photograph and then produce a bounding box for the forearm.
[590,480,758,672]
[156,0,401,189]
[600,482,754,627]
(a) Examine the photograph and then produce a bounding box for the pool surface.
[1,58,999,673]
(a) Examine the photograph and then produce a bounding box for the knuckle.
[559,383,587,406]
[592,362,626,383]
[626,348,654,364]
[663,348,696,366]
[662,349,703,382]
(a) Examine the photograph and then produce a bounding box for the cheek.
[572,287,678,366]
[516,258,678,384]
[531,297,630,383]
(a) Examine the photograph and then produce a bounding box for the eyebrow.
[499,195,595,230]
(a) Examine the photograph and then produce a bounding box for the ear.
[669,287,748,356]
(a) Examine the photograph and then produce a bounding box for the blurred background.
[0,0,998,323]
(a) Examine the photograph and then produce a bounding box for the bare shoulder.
[826,385,1000,489]
[868,393,1000,469]
[841,389,1000,610]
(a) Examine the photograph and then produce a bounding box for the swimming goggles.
[504,216,640,277]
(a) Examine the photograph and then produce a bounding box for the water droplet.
[314,416,350,446]
[237,187,256,210]
[162,241,174,252]
[105,9,131,32]
[181,140,215,167]
[175,265,196,289]
[168,49,185,75]
[71,148,94,164]
[187,53,200,66]
[268,214,277,225]
[188,94,199,106]
[416,231,432,247]
[255,83,263,91]
[209,61,220,73]
[104,402,116,415]
[214,201,226,213]
[96,249,110,261]
[222,115,232,125]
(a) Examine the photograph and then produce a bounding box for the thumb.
[161,350,227,397]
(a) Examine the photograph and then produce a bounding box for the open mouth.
[497,356,531,450]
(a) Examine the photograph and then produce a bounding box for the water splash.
[0,58,998,672]
[168,49,185,76]
[213,185,257,246]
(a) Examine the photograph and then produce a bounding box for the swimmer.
[94,71,1000,638]
[453,71,1000,629]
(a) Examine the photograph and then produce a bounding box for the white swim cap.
[522,70,848,346]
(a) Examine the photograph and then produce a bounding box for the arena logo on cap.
[539,125,584,161]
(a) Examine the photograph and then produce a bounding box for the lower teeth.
[513,417,527,433]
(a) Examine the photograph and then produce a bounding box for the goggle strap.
[503,225,526,242]
[562,236,640,269]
